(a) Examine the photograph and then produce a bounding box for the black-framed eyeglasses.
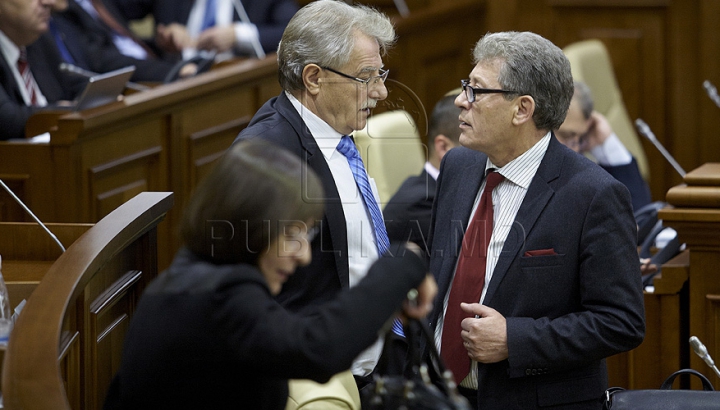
[322,66,389,85]
[461,79,518,103]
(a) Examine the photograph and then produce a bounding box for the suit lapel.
[484,137,564,305]
[275,94,351,288]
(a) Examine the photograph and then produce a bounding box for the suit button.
[531,369,537,375]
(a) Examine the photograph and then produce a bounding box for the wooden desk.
[0,56,280,269]
[1,192,173,410]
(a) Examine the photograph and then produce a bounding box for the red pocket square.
[524,249,558,257]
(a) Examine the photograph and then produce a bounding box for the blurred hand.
[459,303,508,363]
[580,111,613,152]
[196,26,236,53]
[640,258,658,276]
[178,63,199,78]
[401,274,437,320]
[156,23,194,54]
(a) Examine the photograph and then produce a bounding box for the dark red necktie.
[16,48,38,106]
[441,170,504,385]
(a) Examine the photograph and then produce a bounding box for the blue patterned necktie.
[337,135,404,337]
[201,0,217,31]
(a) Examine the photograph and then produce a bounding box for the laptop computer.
[72,65,136,111]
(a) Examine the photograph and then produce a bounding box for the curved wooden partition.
[1,191,174,410]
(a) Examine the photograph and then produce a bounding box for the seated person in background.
[51,0,198,82]
[0,0,86,140]
[102,0,299,61]
[383,94,461,247]
[103,139,437,410]
[556,80,652,212]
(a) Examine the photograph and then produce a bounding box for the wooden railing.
[1,192,173,410]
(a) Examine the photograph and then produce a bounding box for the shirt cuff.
[233,22,260,54]
[589,133,633,166]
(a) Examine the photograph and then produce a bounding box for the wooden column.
[659,162,720,389]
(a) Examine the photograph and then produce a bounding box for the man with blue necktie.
[102,0,298,61]
[233,0,404,391]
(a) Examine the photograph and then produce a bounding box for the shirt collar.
[0,30,20,68]
[424,161,440,180]
[486,131,551,189]
[285,91,344,160]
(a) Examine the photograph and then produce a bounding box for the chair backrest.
[353,110,426,207]
[563,39,650,181]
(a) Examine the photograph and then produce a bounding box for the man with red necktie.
[0,0,84,140]
[427,31,645,410]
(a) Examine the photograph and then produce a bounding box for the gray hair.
[573,81,594,120]
[277,0,396,91]
[472,31,574,131]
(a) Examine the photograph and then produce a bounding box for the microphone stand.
[635,118,686,178]
[703,80,720,109]
[229,0,266,59]
[0,180,65,253]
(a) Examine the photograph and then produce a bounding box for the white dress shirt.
[184,0,260,60]
[287,92,385,377]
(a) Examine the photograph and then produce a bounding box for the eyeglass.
[322,66,389,85]
[461,79,518,103]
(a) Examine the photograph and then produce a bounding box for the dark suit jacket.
[601,157,652,212]
[0,32,84,140]
[427,136,645,409]
[103,246,426,410]
[383,169,436,249]
[105,0,298,54]
[233,92,350,312]
[52,0,176,82]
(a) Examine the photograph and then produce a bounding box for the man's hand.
[580,111,613,152]
[196,26,236,53]
[156,23,194,53]
[460,303,508,363]
[401,274,437,320]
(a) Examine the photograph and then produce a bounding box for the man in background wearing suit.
[556,80,652,212]
[103,0,298,61]
[51,0,198,82]
[383,94,460,247]
[233,0,398,390]
[427,31,645,409]
[0,0,85,140]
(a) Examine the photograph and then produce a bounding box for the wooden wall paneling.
[0,144,54,222]
[698,0,720,168]
[551,6,667,200]
[384,0,484,124]
[667,0,701,192]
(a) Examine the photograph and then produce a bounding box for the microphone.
[0,180,65,253]
[635,118,687,178]
[59,63,150,92]
[702,80,720,109]
[229,0,266,59]
[393,0,410,17]
[690,336,720,379]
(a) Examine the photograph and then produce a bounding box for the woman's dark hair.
[181,139,324,265]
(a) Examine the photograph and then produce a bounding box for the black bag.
[361,319,472,410]
[603,369,719,409]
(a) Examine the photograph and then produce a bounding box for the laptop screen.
[73,65,136,111]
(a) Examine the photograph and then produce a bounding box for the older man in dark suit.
[427,31,645,409]
[233,0,400,389]
[103,0,298,61]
